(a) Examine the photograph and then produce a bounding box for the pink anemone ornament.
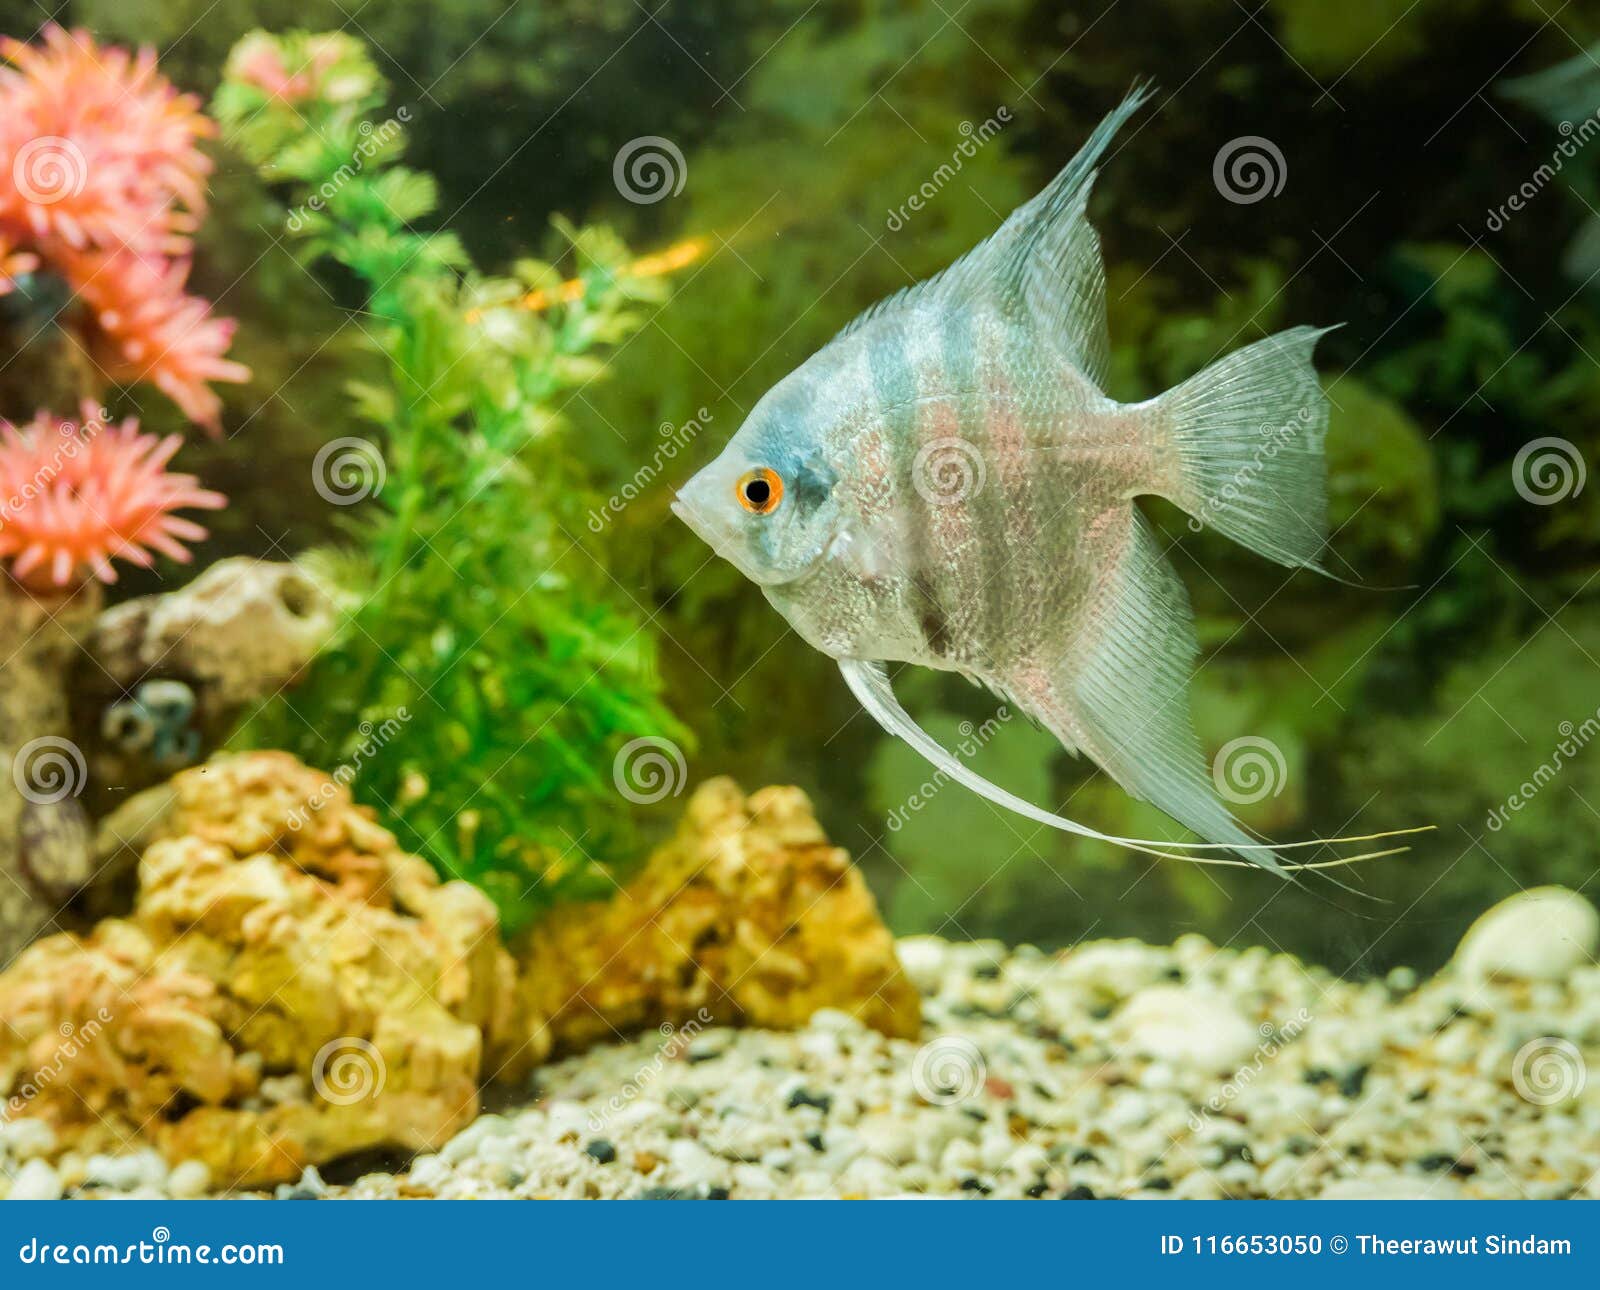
[0,403,225,589]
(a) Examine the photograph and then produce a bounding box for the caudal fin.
[1155,325,1333,569]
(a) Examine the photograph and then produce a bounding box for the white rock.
[856,1115,918,1166]
[1117,986,1259,1072]
[407,1155,453,1192]
[807,1008,866,1035]
[10,1158,63,1200]
[1055,941,1170,997]
[896,937,949,995]
[0,1117,55,1161]
[166,1160,212,1199]
[84,1149,167,1192]
[939,1136,980,1177]
[440,1114,513,1163]
[1455,887,1599,981]
[979,1130,1019,1173]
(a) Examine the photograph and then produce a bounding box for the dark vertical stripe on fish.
[869,322,947,660]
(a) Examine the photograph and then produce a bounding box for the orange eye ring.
[735,467,784,515]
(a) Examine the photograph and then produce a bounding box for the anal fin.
[1015,508,1288,873]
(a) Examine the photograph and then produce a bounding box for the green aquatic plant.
[213,31,687,928]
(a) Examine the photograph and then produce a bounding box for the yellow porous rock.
[0,752,517,1187]
[0,757,919,1188]
[513,777,922,1065]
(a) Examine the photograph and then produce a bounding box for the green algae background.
[5,0,1599,972]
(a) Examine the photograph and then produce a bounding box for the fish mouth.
[669,487,825,588]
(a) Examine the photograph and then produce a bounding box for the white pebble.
[0,1118,55,1162]
[1117,986,1259,1072]
[165,1160,211,1199]
[9,1159,63,1200]
[1455,887,1599,981]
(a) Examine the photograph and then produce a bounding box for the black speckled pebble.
[786,1088,832,1113]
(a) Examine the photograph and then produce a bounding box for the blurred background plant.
[2,0,1596,966]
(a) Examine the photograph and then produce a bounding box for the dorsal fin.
[836,84,1152,388]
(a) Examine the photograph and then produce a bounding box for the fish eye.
[736,467,783,515]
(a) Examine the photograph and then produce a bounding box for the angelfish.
[673,88,1415,874]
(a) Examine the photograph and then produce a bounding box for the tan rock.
[512,777,921,1070]
[0,758,918,1188]
[0,752,514,1187]
[86,559,336,711]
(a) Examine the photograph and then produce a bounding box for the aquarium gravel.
[340,934,1595,1201]
[20,896,1587,1203]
